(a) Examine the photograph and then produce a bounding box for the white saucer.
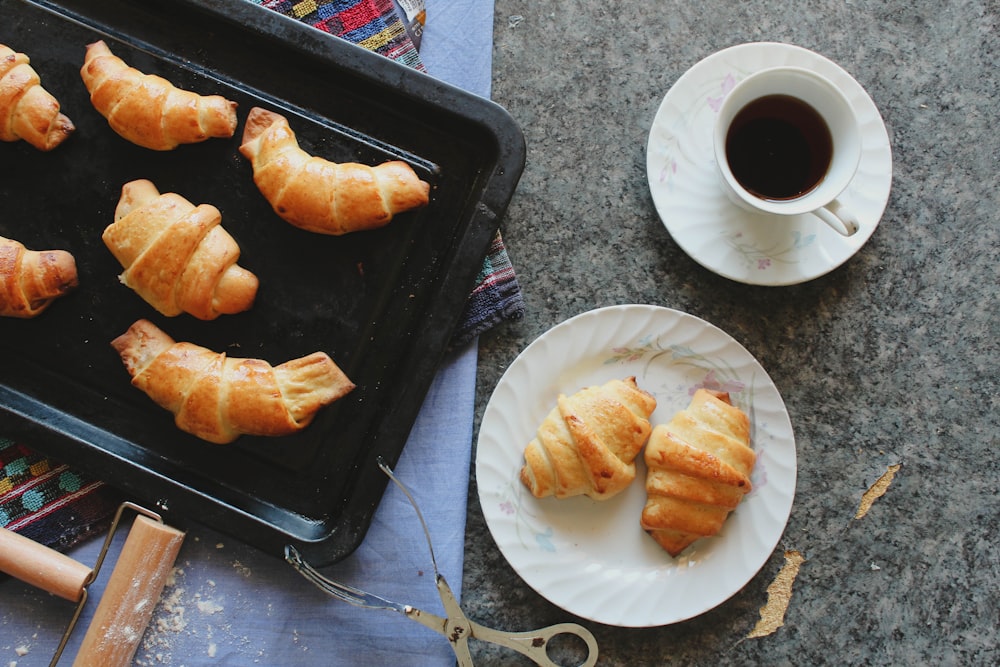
[646,42,892,286]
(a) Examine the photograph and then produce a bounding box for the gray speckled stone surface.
[463,1,998,665]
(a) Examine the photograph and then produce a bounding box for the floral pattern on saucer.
[722,228,818,271]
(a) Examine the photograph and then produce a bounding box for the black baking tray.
[0,0,524,565]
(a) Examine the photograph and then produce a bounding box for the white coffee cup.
[713,66,862,236]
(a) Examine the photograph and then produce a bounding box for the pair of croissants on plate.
[519,378,756,557]
[1,40,439,442]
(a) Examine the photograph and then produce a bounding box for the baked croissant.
[520,377,657,500]
[238,106,430,235]
[0,235,78,318]
[641,389,756,557]
[112,319,356,444]
[103,179,258,320]
[0,44,75,150]
[80,40,237,150]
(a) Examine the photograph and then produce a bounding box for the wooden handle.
[72,515,185,667]
[0,526,92,602]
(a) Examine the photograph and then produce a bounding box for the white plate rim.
[645,41,893,286]
[476,304,797,627]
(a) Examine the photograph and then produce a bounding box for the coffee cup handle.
[813,199,860,236]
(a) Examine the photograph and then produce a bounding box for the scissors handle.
[470,621,599,667]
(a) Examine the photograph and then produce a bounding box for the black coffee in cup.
[724,94,833,201]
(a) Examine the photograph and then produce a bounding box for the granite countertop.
[463,1,999,665]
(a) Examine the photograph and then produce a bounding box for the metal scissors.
[285,460,599,667]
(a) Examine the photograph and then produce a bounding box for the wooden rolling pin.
[73,515,185,666]
[0,513,185,667]
[0,526,93,601]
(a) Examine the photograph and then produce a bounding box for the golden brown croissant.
[0,235,78,317]
[641,389,756,557]
[80,40,237,150]
[111,319,356,444]
[238,106,430,235]
[103,179,258,320]
[0,44,75,150]
[520,377,657,500]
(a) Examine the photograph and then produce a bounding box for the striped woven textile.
[1,0,523,551]
[0,439,121,550]
[250,0,425,70]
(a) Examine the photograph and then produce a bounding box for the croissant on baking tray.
[0,235,78,318]
[641,389,756,557]
[0,44,75,150]
[80,40,237,150]
[238,106,430,235]
[520,377,657,500]
[112,319,356,444]
[103,179,258,320]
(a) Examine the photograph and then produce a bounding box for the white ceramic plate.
[646,42,892,286]
[476,305,796,627]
